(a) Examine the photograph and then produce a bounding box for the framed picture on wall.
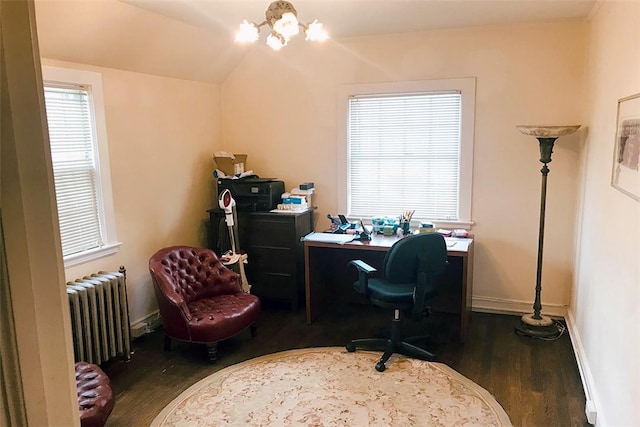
[611,93,640,201]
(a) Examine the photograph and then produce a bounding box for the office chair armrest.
[411,253,447,321]
[349,260,377,274]
[349,260,377,294]
[411,271,430,321]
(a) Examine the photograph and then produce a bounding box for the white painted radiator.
[66,267,131,365]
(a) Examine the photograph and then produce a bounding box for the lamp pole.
[515,125,580,338]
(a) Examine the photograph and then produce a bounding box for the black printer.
[217,178,284,212]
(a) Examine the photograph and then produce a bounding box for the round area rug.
[152,347,511,426]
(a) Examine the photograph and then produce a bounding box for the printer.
[217,178,284,212]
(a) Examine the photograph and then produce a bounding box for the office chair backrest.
[383,233,448,284]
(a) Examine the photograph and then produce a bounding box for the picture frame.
[611,93,640,201]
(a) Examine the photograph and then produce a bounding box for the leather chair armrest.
[216,264,243,293]
[164,292,192,322]
[150,273,192,322]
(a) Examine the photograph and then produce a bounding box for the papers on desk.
[302,232,355,244]
[269,208,309,214]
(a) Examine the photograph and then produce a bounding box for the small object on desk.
[299,182,314,190]
[326,213,359,234]
[270,207,309,213]
[399,210,415,235]
[352,220,372,241]
[419,222,435,233]
[437,229,452,237]
[303,232,355,244]
[401,210,415,223]
[451,229,469,238]
[371,217,385,234]
[327,214,341,228]
[401,220,411,235]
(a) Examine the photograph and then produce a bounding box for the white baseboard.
[565,310,603,426]
[471,297,601,426]
[130,310,161,339]
[472,295,568,318]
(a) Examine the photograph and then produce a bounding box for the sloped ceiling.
[34,0,596,84]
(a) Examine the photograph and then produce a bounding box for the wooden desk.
[303,233,474,342]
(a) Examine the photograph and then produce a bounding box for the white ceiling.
[34,0,596,83]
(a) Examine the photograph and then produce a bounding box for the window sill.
[355,217,474,230]
[430,220,474,230]
[63,242,122,268]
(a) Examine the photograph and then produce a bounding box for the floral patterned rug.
[152,347,512,426]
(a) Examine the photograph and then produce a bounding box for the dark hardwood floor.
[103,303,589,426]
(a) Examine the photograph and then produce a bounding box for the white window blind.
[348,91,462,220]
[44,84,104,256]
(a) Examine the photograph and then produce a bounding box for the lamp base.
[515,313,560,338]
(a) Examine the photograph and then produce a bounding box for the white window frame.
[42,66,120,267]
[337,78,476,228]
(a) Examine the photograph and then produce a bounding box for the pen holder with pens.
[400,221,411,235]
[399,210,415,235]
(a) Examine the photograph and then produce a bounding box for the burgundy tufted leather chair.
[75,362,114,427]
[148,246,261,363]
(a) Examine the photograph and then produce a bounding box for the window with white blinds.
[44,85,103,256]
[348,92,461,220]
[43,66,120,267]
[338,78,475,226]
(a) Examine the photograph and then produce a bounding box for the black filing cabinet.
[208,209,313,311]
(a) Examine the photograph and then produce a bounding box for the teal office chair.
[346,232,448,372]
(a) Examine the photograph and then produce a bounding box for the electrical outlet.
[130,322,148,339]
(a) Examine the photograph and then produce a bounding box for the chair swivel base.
[346,329,436,372]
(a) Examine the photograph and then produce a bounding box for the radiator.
[66,266,131,365]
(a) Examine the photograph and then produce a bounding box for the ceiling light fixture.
[235,1,329,51]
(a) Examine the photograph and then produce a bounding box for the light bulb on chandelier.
[235,1,329,50]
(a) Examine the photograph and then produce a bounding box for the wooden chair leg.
[164,335,172,352]
[250,323,258,338]
[206,343,218,364]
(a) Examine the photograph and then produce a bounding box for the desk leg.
[459,246,474,342]
[304,244,315,325]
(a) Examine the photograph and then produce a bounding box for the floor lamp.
[515,125,581,338]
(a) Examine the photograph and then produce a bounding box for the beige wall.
[41,59,222,324]
[572,1,640,425]
[222,22,586,314]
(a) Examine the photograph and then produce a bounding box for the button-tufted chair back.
[151,246,241,304]
[149,245,261,363]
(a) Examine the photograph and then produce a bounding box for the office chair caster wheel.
[375,362,386,372]
[346,343,356,352]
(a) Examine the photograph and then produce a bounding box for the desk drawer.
[243,220,293,247]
